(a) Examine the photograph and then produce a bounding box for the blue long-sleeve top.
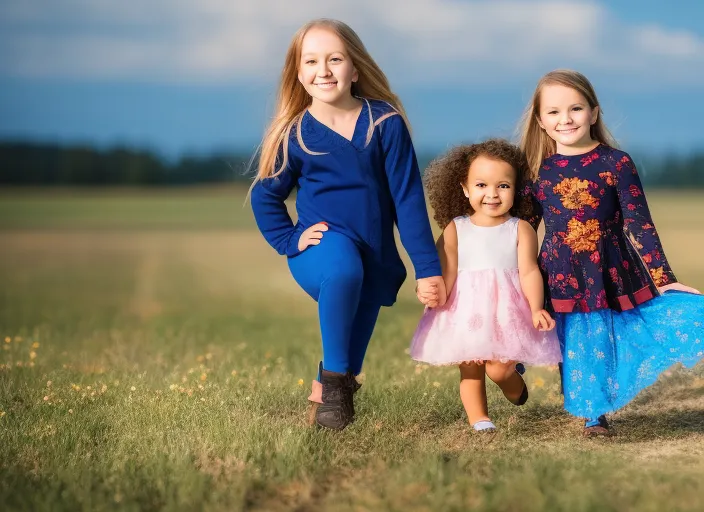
[250,98,441,306]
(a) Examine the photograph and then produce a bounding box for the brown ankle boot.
[345,372,361,420]
[316,370,353,430]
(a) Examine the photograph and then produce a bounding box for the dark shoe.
[583,415,613,438]
[345,372,361,420]
[316,370,353,430]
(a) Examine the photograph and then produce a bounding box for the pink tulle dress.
[410,216,562,366]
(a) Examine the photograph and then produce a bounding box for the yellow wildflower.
[32,342,40,349]
[297,379,304,386]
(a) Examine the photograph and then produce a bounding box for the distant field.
[1,187,703,511]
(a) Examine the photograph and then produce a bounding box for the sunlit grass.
[0,188,703,511]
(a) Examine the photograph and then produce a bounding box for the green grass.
[0,186,255,230]
[1,186,703,511]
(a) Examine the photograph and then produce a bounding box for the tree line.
[1,142,702,187]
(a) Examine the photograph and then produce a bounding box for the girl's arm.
[437,220,459,296]
[250,152,305,257]
[517,220,554,330]
[614,153,677,287]
[417,225,456,306]
[379,114,442,281]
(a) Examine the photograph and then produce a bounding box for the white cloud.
[1,0,703,86]
[629,25,704,58]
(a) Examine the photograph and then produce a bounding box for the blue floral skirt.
[555,291,704,418]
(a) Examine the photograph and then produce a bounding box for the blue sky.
[1,0,703,158]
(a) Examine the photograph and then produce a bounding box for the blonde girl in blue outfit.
[250,19,445,430]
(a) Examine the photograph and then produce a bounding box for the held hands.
[532,309,556,331]
[297,222,328,252]
[416,276,447,308]
[658,282,701,295]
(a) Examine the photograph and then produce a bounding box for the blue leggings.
[288,232,381,376]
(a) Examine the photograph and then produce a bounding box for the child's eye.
[330,57,342,62]
[305,60,316,65]
[475,183,486,188]
[547,110,558,115]
[499,184,511,189]
[573,107,583,111]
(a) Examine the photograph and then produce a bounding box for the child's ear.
[591,106,599,125]
[461,182,470,198]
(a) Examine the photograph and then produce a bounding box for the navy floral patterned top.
[525,144,677,313]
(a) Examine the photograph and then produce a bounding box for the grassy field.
[1,186,703,511]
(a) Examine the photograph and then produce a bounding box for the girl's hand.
[297,222,328,251]
[658,282,701,295]
[532,309,556,331]
[416,276,447,308]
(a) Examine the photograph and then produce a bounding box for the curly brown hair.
[423,138,533,229]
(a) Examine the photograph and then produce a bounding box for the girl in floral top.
[519,69,704,437]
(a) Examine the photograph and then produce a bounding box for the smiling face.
[537,83,599,155]
[297,27,358,108]
[461,155,516,221]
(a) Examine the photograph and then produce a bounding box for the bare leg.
[485,360,527,405]
[459,362,491,426]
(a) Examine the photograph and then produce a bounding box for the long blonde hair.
[252,19,410,187]
[518,69,618,180]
